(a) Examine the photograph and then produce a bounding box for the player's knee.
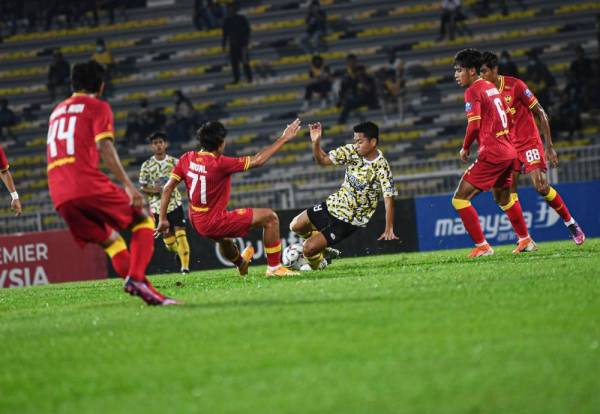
[265,210,279,227]
[289,215,300,232]
[302,240,318,258]
[451,197,470,210]
[535,181,550,195]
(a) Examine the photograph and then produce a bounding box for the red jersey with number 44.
[47,94,116,207]
[171,151,251,215]
[497,75,542,151]
[0,145,9,172]
[464,78,516,162]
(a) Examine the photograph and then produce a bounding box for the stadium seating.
[0,0,599,223]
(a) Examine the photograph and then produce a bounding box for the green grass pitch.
[1,239,599,414]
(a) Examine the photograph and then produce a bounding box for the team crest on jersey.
[524,88,533,97]
[504,95,512,104]
[465,102,472,112]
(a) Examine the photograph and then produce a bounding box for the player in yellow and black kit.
[140,132,190,273]
[290,121,398,270]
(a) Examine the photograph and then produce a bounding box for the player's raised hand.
[547,145,558,167]
[11,199,22,216]
[378,228,399,241]
[154,219,170,238]
[281,118,302,141]
[309,122,322,142]
[459,148,470,163]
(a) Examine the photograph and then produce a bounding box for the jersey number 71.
[187,171,207,204]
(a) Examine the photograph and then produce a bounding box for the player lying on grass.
[46,61,177,305]
[0,145,22,216]
[451,48,537,258]
[480,51,585,245]
[289,121,398,270]
[156,120,302,277]
[140,131,191,273]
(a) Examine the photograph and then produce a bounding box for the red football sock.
[545,187,572,222]
[453,199,486,245]
[264,241,282,268]
[129,220,155,282]
[501,199,529,239]
[112,250,130,278]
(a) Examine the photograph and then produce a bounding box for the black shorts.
[154,205,186,232]
[306,201,358,246]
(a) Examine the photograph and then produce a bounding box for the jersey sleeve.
[220,155,251,174]
[92,101,115,142]
[515,79,538,110]
[139,161,150,185]
[170,155,186,182]
[377,159,397,198]
[328,144,355,165]
[0,146,9,172]
[464,87,481,123]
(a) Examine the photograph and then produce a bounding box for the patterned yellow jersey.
[326,144,397,227]
[139,154,183,214]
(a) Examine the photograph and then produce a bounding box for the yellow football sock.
[175,230,190,270]
[163,235,178,254]
[305,252,324,270]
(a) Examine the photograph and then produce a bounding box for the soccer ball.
[282,243,305,270]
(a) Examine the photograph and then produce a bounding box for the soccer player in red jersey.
[452,48,536,257]
[480,51,585,244]
[157,120,302,277]
[0,145,22,216]
[46,61,177,305]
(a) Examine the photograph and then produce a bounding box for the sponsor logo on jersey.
[465,102,472,112]
[524,88,533,98]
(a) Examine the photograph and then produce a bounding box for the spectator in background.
[336,53,359,108]
[379,68,405,123]
[170,90,197,142]
[498,50,519,78]
[301,55,332,110]
[0,99,18,139]
[337,66,378,124]
[438,0,460,41]
[524,50,555,109]
[222,3,252,84]
[125,111,144,148]
[91,37,115,94]
[47,50,71,101]
[299,0,327,54]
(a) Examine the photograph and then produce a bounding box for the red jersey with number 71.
[47,94,116,207]
[464,78,516,162]
[497,75,543,151]
[170,151,251,216]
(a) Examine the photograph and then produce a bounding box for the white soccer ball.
[282,243,304,270]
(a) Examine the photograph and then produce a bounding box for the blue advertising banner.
[415,181,600,251]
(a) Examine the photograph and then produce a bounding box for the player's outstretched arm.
[309,122,333,166]
[0,170,21,216]
[155,178,178,236]
[531,103,558,167]
[97,139,144,208]
[248,118,301,169]
[377,196,398,241]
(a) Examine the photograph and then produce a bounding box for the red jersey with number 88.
[47,94,116,207]
[170,151,251,215]
[464,78,516,162]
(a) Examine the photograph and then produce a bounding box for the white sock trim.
[267,265,281,271]
[518,235,531,242]
[475,241,488,247]
[564,217,575,226]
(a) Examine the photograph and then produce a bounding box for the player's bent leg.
[251,208,298,277]
[531,169,585,244]
[163,231,178,254]
[174,227,190,273]
[495,186,536,253]
[303,232,328,270]
[216,238,254,276]
[452,179,491,256]
[289,210,317,239]
[101,230,130,278]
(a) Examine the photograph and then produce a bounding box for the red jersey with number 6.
[170,151,251,215]
[47,94,116,207]
[464,78,516,162]
[497,75,542,151]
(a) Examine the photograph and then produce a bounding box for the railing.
[2,144,600,235]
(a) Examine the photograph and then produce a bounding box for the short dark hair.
[454,48,483,74]
[197,121,227,151]
[71,60,105,93]
[353,121,379,142]
[148,131,168,143]
[481,51,499,69]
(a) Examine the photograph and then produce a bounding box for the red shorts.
[514,141,547,174]
[190,208,253,240]
[56,186,146,247]
[463,158,514,191]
